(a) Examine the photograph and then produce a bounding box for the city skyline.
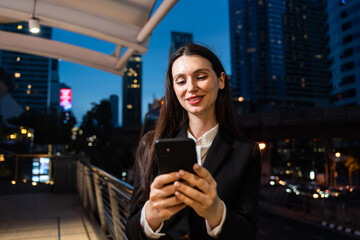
[53,0,231,125]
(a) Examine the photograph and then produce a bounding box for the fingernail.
[174,181,181,188]
[175,173,180,179]
[179,170,185,176]
[194,164,200,170]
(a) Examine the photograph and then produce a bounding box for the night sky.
[53,0,231,125]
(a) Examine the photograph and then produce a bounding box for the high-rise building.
[122,55,142,128]
[229,0,329,108]
[0,22,58,113]
[326,0,360,106]
[109,94,119,127]
[169,31,193,57]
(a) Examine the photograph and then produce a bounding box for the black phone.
[155,138,197,175]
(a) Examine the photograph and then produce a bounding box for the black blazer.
[126,125,262,240]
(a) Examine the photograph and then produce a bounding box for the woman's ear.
[219,72,225,90]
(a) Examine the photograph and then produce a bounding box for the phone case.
[155,138,197,174]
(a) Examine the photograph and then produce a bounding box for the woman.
[126,43,261,240]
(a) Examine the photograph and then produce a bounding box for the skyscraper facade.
[326,0,360,106]
[229,0,329,108]
[109,94,119,127]
[169,31,193,57]
[122,55,142,128]
[0,22,58,112]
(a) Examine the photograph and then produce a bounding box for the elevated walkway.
[0,192,105,240]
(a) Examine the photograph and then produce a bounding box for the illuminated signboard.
[32,157,50,183]
[60,88,72,110]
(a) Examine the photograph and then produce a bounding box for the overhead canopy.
[0,0,178,75]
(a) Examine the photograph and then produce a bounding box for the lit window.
[10,134,17,140]
[126,104,133,109]
[133,80,138,83]
[14,72,21,78]
[17,25,23,30]
[26,106,30,111]
[303,15,307,19]
[28,85,32,89]
[304,34,308,39]
[26,89,31,95]
[16,57,21,61]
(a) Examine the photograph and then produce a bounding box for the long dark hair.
[131,43,239,207]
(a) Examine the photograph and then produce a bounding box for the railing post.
[85,167,96,212]
[82,164,88,209]
[77,161,84,200]
[93,173,106,232]
[108,182,126,240]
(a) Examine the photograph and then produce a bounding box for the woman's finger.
[192,164,215,185]
[151,172,180,189]
[151,195,184,209]
[174,181,207,205]
[177,169,214,194]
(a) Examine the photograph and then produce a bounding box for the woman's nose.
[187,79,198,92]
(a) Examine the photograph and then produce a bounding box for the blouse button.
[182,234,191,240]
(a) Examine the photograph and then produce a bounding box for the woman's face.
[172,55,225,119]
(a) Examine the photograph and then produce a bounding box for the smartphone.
[155,138,197,175]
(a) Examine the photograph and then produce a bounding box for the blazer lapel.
[174,124,188,138]
[174,124,233,176]
[202,126,233,176]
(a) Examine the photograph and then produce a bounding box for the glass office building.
[0,22,58,112]
[229,0,329,108]
[326,0,360,106]
[122,55,142,128]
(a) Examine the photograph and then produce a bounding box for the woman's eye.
[176,79,186,85]
[198,76,207,80]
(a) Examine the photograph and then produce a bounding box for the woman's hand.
[145,172,186,231]
[174,164,224,228]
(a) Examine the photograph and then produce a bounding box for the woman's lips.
[186,95,204,104]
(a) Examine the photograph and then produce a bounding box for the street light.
[258,143,266,150]
[335,152,341,158]
[29,18,40,33]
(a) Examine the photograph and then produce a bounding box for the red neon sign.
[60,88,72,110]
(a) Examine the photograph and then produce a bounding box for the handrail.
[77,160,133,240]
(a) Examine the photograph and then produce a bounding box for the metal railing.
[77,160,133,240]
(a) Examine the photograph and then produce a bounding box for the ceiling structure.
[0,0,178,75]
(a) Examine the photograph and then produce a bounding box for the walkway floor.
[0,193,105,240]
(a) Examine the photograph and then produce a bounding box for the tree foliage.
[8,108,76,144]
[73,99,136,178]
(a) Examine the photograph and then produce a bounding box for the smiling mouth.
[186,96,204,103]
[187,96,203,101]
